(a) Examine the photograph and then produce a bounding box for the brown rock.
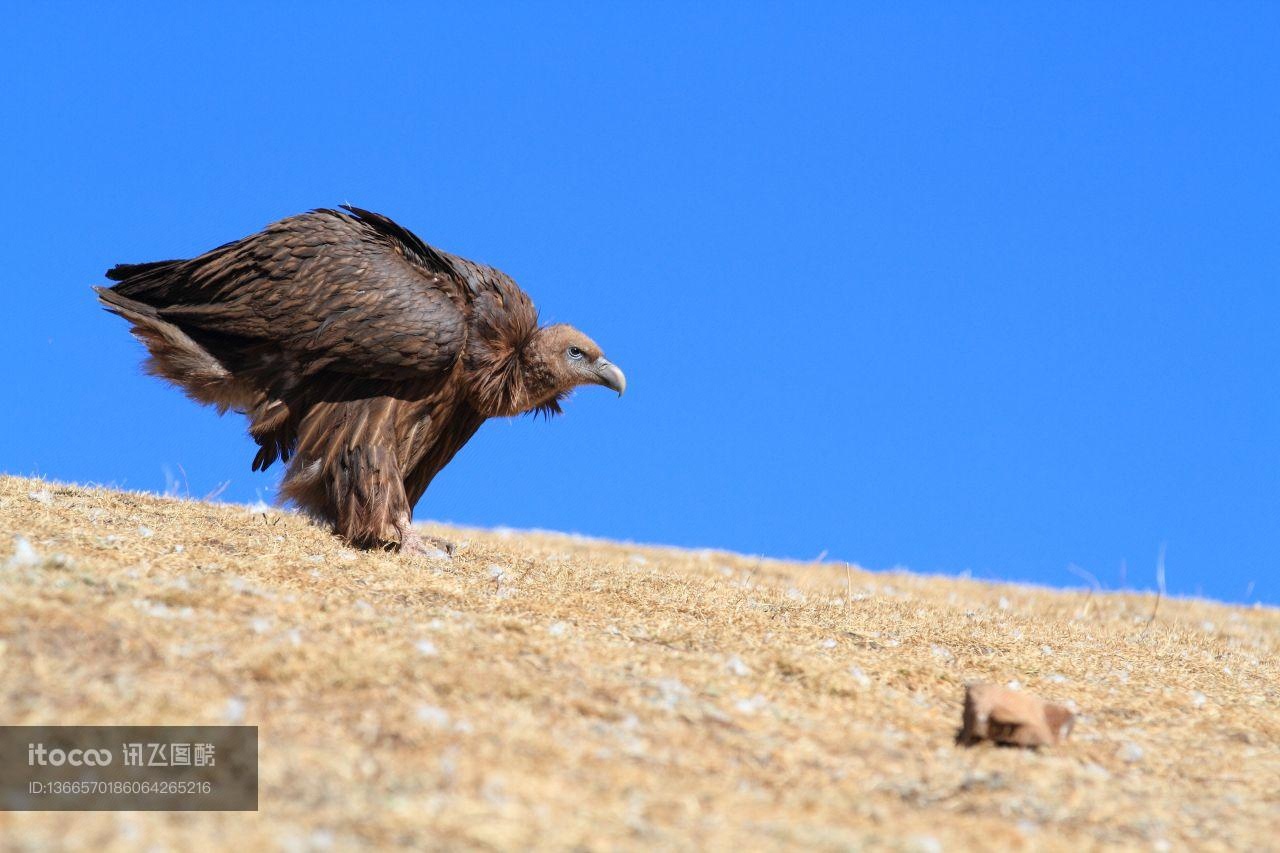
[959,682,1075,747]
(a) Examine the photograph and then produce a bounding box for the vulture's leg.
[334,446,454,558]
[293,443,438,556]
[329,445,404,550]
[283,399,456,558]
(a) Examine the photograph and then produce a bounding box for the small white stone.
[5,536,40,569]
[725,655,751,677]
[1116,741,1144,763]
[416,704,451,728]
[847,666,871,687]
[415,639,439,657]
[906,835,942,853]
[820,638,837,649]
[1191,691,1207,708]
[651,678,689,710]
[307,830,335,851]
[137,525,154,538]
[133,599,192,620]
[548,621,569,637]
[223,697,247,724]
[1082,762,1111,780]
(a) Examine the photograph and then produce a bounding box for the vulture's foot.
[396,524,455,560]
[420,534,458,557]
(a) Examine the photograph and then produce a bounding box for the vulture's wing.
[107,206,471,381]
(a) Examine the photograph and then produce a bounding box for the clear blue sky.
[2,4,1276,603]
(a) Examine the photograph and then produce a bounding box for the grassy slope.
[0,474,1276,851]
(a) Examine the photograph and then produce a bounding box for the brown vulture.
[96,206,625,555]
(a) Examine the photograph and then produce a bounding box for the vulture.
[96,206,625,555]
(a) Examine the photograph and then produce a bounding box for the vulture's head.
[465,314,625,417]
[527,324,626,405]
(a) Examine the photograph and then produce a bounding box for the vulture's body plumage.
[97,206,624,554]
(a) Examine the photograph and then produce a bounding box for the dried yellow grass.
[0,474,1276,851]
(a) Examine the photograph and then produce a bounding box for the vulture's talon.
[422,534,457,557]
[398,529,453,561]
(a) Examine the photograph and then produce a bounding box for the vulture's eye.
[567,346,584,360]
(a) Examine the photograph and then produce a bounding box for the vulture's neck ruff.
[465,312,563,419]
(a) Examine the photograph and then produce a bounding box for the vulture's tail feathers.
[94,286,255,414]
[104,259,184,282]
[96,286,299,473]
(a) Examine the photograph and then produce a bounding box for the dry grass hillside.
[1,474,1277,850]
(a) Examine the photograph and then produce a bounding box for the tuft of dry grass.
[1,474,1277,850]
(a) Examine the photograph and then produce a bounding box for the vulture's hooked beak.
[593,359,626,396]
